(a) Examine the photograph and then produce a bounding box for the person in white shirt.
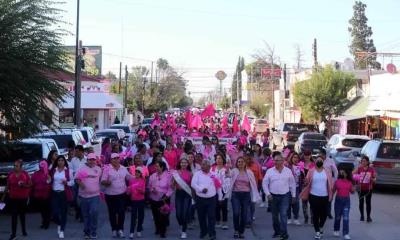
[191,160,221,240]
[50,156,74,239]
[262,152,296,240]
[319,148,338,219]
[69,145,87,221]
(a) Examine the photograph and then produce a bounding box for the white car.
[95,129,125,143]
[37,129,91,155]
[326,134,370,170]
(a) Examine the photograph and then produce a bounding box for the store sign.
[261,68,282,78]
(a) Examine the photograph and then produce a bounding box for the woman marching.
[301,150,315,224]
[148,161,174,238]
[211,153,230,230]
[287,152,304,225]
[31,160,52,229]
[225,157,261,239]
[172,158,193,239]
[6,160,32,240]
[301,154,333,240]
[353,156,376,222]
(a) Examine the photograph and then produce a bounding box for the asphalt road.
[0,187,399,240]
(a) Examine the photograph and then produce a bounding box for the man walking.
[262,152,296,240]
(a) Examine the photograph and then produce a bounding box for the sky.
[59,0,400,99]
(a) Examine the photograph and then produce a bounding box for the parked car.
[252,119,269,133]
[110,124,134,142]
[0,138,60,195]
[294,132,327,155]
[359,139,400,187]
[326,134,370,170]
[79,127,98,145]
[36,129,90,155]
[272,123,317,149]
[95,129,125,143]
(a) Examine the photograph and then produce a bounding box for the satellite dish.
[343,58,355,71]
[387,63,397,74]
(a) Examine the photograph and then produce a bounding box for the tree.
[105,71,117,80]
[0,0,68,139]
[293,65,357,133]
[348,1,380,69]
[218,95,230,110]
[231,56,245,103]
[246,93,270,118]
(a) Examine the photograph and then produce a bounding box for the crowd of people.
[2,110,377,240]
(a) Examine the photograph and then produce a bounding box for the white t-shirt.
[310,170,328,197]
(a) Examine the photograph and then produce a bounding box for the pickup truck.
[271,123,317,149]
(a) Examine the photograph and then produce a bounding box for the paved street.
[0,188,399,240]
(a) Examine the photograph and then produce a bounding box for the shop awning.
[61,92,123,110]
[333,97,368,121]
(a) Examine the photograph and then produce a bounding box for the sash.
[172,171,192,197]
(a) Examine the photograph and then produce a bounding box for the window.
[0,143,43,162]
[41,135,72,149]
[377,143,400,160]
[283,123,316,132]
[342,139,369,148]
[304,134,326,141]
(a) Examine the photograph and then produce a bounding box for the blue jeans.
[271,192,290,236]
[231,192,251,234]
[196,195,216,238]
[175,190,192,232]
[80,196,100,236]
[52,191,68,231]
[288,187,300,219]
[130,200,145,234]
[334,196,350,235]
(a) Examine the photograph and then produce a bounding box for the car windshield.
[304,134,326,141]
[110,126,130,133]
[377,143,400,159]
[283,124,315,132]
[96,132,117,138]
[41,135,72,149]
[0,143,43,162]
[342,138,368,148]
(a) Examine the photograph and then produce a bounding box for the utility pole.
[118,62,122,94]
[150,61,154,96]
[312,38,318,69]
[74,0,81,127]
[271,56,275,127]
[236,67,240,113]
[123,65,128,121]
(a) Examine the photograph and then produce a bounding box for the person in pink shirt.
[164,143,178,170]
[333,169,354,240]
[101,153,131,238]
[31,160,51,229]
[148,161,173,238]
[173,158,193,239]
[127,167,146,239]
[75,153,102,239]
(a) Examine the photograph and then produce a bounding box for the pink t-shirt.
[101,165,130,195]
[176,170,192,190]
[357,167,376,191]
[77,165,101,198]
[233,172,251,192]
[128,177,146,201]
[335,179,353,197]
[148,171,173,201]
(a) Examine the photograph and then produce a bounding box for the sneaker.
[314,232,321,239]
[136,232,142,238]
[360,216,365,221]
[129,233,134,239]
[234,232,240,239]
[118,230,125,238]
[8,235,17,240]
[280,234,289,240]
[272,233,280,238]
[333,231,340,237]
[222,224,229,230]
[84,235,90,239]
[215,222,222,228]
[112,231,117,238]
[57,226,61,235]
[287,219,293,225]
[90,235,98,239]
[294,219,301,225]
[259,202,266,208]
[367,217,372,222]
[344,234,351,240]
[59,231,64,239]
[181,232,187,239]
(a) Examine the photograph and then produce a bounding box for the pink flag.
[221,114,228,129]
[185,110,193,129]
[241,115,251,132]
[201,104,215,118]
[191,114,203,129]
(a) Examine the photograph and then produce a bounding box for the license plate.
[0,186,5,192]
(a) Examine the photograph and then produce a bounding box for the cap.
[87,153,97,160]
[111,153,120,159]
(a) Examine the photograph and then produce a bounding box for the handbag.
[355,167,369,193]
[299,183,310,201]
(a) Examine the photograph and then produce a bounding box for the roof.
[334,96,368,121]
[44,69,102,82]
[61,92,123,110]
